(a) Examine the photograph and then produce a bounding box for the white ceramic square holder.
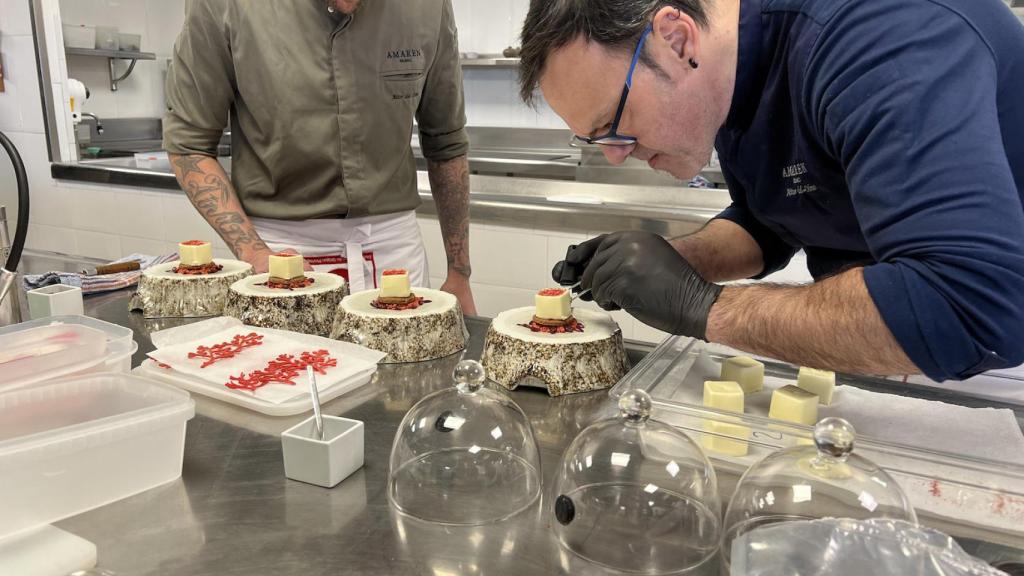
[26,284,84,319]
[281,415,364,488]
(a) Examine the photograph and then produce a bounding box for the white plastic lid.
[0,314,134,347]
[0,324,108,389]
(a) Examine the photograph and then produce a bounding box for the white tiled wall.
[58,0,184,119]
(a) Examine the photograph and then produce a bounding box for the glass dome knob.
[453,359,486,393]
[347,329,368,347]
[618,388,652,424]
[813,417,856,460]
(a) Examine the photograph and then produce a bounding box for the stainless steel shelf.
[65,47,156,60]
[65,47,155,92]
[460,57,519,68]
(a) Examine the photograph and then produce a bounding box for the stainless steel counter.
[13,252,1020,573]
[53,287,656,576]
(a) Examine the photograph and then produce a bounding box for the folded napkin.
[23,253,178,295]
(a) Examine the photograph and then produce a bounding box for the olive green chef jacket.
[163,0,469,220]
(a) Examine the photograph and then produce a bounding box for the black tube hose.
[0,130,30,271]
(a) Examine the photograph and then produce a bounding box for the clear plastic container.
[611,336,1024,547]
[0,373,195,539]
[0,316,138,389]
[0,324,107,386]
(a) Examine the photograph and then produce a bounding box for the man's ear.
[650,6,701,74]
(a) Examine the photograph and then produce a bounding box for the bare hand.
[441,274,477,316]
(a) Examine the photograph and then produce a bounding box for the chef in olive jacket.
[164,0,476,313]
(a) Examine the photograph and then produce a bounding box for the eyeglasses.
[570,25,652,147]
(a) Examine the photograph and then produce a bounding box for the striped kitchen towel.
[23,253,179,295]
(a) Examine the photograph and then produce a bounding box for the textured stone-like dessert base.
[129,259,252,318]
[330,288,467,363]
[223,272,349,337]
[481,307,629,396]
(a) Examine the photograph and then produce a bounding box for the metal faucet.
[81,112,104,134]
[0,206,22,327]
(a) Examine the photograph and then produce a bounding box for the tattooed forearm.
[427,155,472,277]
[169,153,269,258]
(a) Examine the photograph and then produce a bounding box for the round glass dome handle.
[453,359,486,394]
[618,388,652,424]
[813,417,856,461]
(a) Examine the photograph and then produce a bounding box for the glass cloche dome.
[387,359,542,525]
[550,389,721,575]
[722,417,917,570]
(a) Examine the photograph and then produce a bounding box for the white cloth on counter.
[148,317,385,405]
[252,210,430,293]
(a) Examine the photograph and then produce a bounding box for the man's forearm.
[426,155,471,278]
[169,153,268,259]
[669,219,764,282]
[705,267,920,375]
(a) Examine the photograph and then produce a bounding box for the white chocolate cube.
[768,385,819,426]
[380,269,411,298]
[703,380,744,413]
[269,253,305,280]
[703,421,750,456]
[720,356,764,394]
[535,288,571,320]
[797,367,836,405]
[178,240,212,267]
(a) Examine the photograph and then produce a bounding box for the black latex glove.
[561,231,723,340]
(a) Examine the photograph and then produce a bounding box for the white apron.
[251,210,429,293]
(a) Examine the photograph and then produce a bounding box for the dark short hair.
[518,0,710,105]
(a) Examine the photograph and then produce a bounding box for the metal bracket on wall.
[108,57,138,92]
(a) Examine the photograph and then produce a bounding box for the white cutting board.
[0,525,97,576]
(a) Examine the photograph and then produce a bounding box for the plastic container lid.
[722,417,918,571]
[550,389,721,575]
[0,314,134,348]
[0,324,108,388]
[387,360,542,525]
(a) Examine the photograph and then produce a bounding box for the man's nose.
[600,143,635,165]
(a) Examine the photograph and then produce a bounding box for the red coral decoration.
[518,319,585,334]
[188,332,265,368]
[371,297,431,311]
[225,349,338,392]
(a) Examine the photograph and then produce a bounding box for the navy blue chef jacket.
[714,0,1024,381]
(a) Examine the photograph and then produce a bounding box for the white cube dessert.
[720,356,764,394]
[269,253,305,280]
[702,380,744,413]
[797,366,836,405]
[379,269,411,298]
[768,385,819,425]
[535,288,571,320]
[178,240,213,267]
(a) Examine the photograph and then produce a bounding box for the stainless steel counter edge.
[51,162,730,236]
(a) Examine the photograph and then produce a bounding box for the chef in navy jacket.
[521,0,1024,381]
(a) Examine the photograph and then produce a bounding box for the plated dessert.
[223,252,348,337]
[481,287,629,396]
[330,268,466,363]
[129,240,252,318]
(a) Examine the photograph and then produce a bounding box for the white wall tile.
[68,184,116,231]
[113,189,165,239]
[120,235,166,257]
[470,282,535,318]
[0,34,45,133]
[0,132,55,231]
[469,224,547,290]
[28,183,73,227]
[416,216,447,277]
[75,228,122,259]
[26,222,77,254]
